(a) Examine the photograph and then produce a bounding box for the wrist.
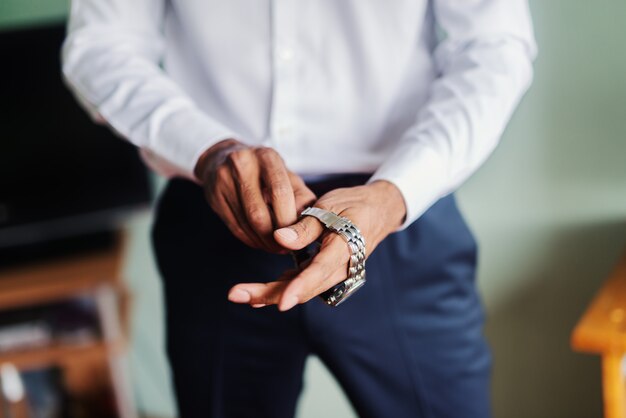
[194,138,245,182]
[366,180,407,230]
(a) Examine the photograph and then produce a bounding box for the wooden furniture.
[0,233,136,418]
[572,252,626,418]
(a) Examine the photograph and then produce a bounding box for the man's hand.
[195,139,316,253]
[227,180,407,310]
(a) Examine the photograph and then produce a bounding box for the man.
[63,1,536,417]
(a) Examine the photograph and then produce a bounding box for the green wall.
[460,1,626,416]
[2,1,626,417]
[0,0,66,29]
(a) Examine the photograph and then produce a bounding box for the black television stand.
[0,230,117,270]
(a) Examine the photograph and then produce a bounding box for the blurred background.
[0,1,625,417]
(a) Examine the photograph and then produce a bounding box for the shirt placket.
[269,0,297,155]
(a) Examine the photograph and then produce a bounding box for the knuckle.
[270,183,291,199]
[215,165,230,182]
[239,182,255,199]
[225,150,239,165]
[256,147,279,160]
[247,207,267,226]
[296,220,311,237]
[226,149,251,168]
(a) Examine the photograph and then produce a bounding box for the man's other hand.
[227,180,407,309]
[195,139,316,253]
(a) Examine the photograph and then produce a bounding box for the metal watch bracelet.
[298,207,367,307]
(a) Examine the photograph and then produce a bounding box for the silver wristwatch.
[296,207,367,307]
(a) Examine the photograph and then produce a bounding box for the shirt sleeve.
[368,0,537,229]
[62,0,237,181]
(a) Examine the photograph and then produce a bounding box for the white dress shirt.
[62,0,536,228]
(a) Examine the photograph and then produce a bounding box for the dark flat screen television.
[0,22,152,250]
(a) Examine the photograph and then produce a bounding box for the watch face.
[321,275,367,307]
[321,281,347,305]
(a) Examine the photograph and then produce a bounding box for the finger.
[279,234,351,311]
[288,172,317,214]
[209,188,259,249]
[228,150,279,251]
[294,188,317,214]
[278,268,301,280]
[209,164,264,249]
[220,192,265,249]
[228,282,288,305]
[257,148,297,228]
[228,270,298,305]
[274,215,324,250]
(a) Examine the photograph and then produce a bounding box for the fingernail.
[276,227,298,242]
[252,303,266,308]
[228,288,251,303]
[279,295,299,312]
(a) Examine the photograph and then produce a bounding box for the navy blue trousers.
[152,176,491,418]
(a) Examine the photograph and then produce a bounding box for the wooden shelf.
[0,340,114,370]
[0,232,136,418]
[0,235,126,311]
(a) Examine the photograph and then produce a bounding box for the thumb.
[274,216,324,250]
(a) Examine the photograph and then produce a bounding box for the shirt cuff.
[149,105,237,182]
[368,140,450,230]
